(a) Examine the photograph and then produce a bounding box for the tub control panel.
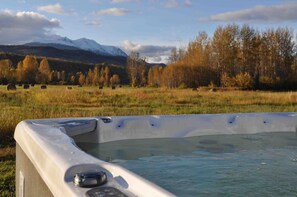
[74,171,107,188]
[86,187,128,197]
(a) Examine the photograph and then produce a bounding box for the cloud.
[122,40,175,63]
[184,0,192,7]
[202,2,297,22]
[111,0,139,3]
[94,8,130,16]
[37,3,65,15]
[149,56,162,62]
[164,0,179,8]
[164,0,192,8]
[0,10,60,44]
[84,20,101,26]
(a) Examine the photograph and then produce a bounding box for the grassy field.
[1,85,297,196]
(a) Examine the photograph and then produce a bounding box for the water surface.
[78,132,297,197]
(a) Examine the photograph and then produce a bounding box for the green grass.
[1,85,297,196]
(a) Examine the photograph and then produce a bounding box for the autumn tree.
[104,66,110,87]
[127,52,146,87]
[0,59,15,84]
[16,61,24,83]
[38,58,51,83]
[110,74,120,87]
[212,24,239,77]
[148,66,163,87]
[78,72,85,85]
[85,69,94,85]
[92,66,100,86]
[23,55,39,83]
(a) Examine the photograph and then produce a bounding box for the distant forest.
[1,24,297,90]
[0,53,128,86]
[146,24,297,90]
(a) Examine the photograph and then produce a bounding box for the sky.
[0,0,297,63]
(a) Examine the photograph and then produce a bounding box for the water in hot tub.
[77,132,297,197]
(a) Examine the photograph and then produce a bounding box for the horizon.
[0,0,297,63]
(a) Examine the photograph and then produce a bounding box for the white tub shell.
[14,113,297,197]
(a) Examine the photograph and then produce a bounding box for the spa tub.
[14,113,297,197]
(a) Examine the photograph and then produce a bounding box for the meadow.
[1,85,297,196]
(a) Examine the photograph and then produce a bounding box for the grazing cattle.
[7,83,16,91]
[67,87,73,90]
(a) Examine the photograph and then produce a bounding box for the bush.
[178,82,187,89]
[221,73,236,87]
[234,72,253,89]
[221,72,253,89]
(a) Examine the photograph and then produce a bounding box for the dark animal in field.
[112,86,116,90]
[18,84,22,87]
[41,85,47,89]
[78,85,82,87]
[7,83,16,91]
[31,84,35,87]
[67,87,73,90]
[23,84,30,89]
[99,86,103,89]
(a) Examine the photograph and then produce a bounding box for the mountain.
[26,37,127,57]
[0,45,127,66]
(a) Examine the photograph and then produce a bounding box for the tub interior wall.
[71,126,100,143]
[73,114,297,144]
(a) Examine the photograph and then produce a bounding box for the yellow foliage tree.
[23,55,39,83]
[38,58,51,83]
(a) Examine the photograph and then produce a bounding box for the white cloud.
[164,0,179,8]
[184,0,192,7]
[37,3,65,15]
[122,40,174,63]
[84,20,101,26]
[164,0,192,9]
[0,11,60,44]
[148,56,162,62]
[94,8,130,16]
[111,0,139,3]
[202,2,297,22]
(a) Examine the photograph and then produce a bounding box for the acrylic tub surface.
[14,113,297,197]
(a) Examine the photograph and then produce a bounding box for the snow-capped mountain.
[28,36,127,57]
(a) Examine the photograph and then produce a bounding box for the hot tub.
[14,113,297,197]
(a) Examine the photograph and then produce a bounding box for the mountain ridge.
[27,36,127,57]
[0,45,127,66]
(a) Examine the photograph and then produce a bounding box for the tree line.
[0,55,120,87]
[145,24,297,90]
[1,24,296,90]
